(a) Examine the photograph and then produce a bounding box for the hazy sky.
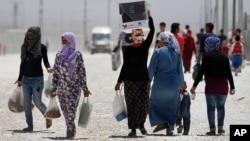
[0,0,250,37]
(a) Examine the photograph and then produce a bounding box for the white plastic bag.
[44,97,61,119]
[44,73,52,97]
[8,87,24,113]
[78,97,93,128]
[111,46,122,71]
[112,90,127,122]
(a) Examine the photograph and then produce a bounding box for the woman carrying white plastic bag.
[112,90,127,121]
[78,97,93,128]
[44,97,61,119]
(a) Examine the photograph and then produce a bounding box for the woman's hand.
[115,82,121,91]
[230,89,235,95]
[50,88,57,98]
[83,89,91,97]
[47,68,53,73]
[190,87,196,94]
[14,80,22,87]
[147,9,151,17]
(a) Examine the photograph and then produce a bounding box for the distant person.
[198,23,218,60]
[190,36,235,136]
[45,40,49,50]
[114,10,155,137]
[148,31,184,136]
[182,29,196,73]
[15,26,53,132]
[183,24,190,35]
[232,28,245,44]
[196,28,204,46]
[154,22,166,49]
[230,28,245,72]
[171,23,184,56]
[50,32,91,138]
[218,29,227,46]
[176,81,195,135]
[229,35,244,76]
[221,41,230,57]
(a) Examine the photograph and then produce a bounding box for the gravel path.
[0,50,249,141]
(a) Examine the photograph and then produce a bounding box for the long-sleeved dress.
[148,47,185,130]
[52,51,88,131]
[117,16,155,129]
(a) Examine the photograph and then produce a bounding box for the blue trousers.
[22,76,47,128]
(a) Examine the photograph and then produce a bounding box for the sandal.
[166,128,173,136]
[153,124,166,133]
[139,128,147,135]
[128,131,136,137]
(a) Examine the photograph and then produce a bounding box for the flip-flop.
[153,124,166,133]
[139,128,147,135]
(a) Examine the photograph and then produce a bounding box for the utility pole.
[83,0,88,49]
[214,0,219,34]
[222,0,228,36]
[12,0,19,29]
[232,0,236,34]
[39,0,43,34]
[237,0,244,31]
[107,0,111,27]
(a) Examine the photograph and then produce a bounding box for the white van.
[90,26,112,54]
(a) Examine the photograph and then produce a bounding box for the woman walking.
[114,10,155,137]
[148,31,185,135]
[190,36,235,135]
[50,32,91,138]
[15,26,53,132]
[182,30,196,73]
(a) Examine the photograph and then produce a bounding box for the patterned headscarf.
[59,32,78,75]
[204,36,221,52]
[21,26,41,61]
[157,31,180,53]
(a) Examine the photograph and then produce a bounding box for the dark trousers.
[176,95,191,132]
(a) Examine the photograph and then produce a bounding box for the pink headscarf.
[59,32,78,75]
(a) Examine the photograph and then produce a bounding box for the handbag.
[78,97,93,128]
[112,90,127,121]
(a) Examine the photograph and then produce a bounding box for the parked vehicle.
[90,26,112,54]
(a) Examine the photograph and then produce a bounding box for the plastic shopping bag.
[44,73,53,97]
[44,97,61,119]
[8,87,24,113]
[112,90,127,122]
[111,46,122,71]
[78,97,93,128]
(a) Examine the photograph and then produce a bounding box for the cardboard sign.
[119,1,148,30]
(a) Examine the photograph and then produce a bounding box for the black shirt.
[118,17,155,83]
[18,44,51,81]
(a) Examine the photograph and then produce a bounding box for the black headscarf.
[21,26,42,61]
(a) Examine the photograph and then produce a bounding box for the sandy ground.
[0,49,250,141]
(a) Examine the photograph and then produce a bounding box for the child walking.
[176,82,195,135]
[229,35,244,76]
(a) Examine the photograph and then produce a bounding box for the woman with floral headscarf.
[50,32,91,138]
[148,31,185,135]
[190,36,235,136]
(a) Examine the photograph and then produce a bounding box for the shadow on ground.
[42,137,88,140]
[8,129,55,134]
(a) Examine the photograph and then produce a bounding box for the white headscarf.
[157,31,180,53]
